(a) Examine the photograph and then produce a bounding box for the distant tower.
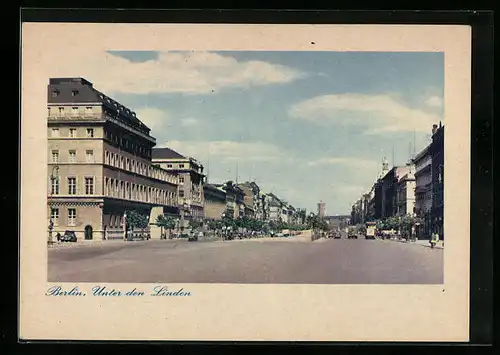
[379,157,389,178]
[317,200,326,217]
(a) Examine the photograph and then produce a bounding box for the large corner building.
[47,77,179,241]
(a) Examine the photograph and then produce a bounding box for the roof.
[48,78,101,104]
[152,147,187,160]
[412,145,430,163]
[204,183,226,192]
[48,77,151,134]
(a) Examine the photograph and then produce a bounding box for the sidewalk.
[47,239,146,249]
[390,238,444,249]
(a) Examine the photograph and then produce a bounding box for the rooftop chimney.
[432,124,438,135]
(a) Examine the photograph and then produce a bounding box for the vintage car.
[60,230,77,242]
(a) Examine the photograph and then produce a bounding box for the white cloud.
[158,140,286,163]
[45,50,305,95]
[331,183,367,195]
[425,95,443,108]
[288,93,441,134]
[133,107,168,130]
[180,117,200,127]
[307,157,379,169]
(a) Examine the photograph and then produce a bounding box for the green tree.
[222,215,236,230]
[126,210,149,229]
[268,220,279,231]
[386,216,401,232]
[306,214,329,231]
[207,219,222,231]
[156,214,176,239]
[399,214,423,239]
[189,219,204,230]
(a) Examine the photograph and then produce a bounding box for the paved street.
[48,234,443,284]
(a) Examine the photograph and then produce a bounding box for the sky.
[48,50,444,215]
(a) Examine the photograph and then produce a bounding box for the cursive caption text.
[46,285,192,297]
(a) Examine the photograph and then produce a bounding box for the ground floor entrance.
[84,225,93,240]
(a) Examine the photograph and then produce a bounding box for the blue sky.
[53,50,444,214]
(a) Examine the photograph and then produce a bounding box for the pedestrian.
[56,232,61,242]
[430,231,439,248]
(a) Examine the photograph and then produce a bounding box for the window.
[179,190,185,198]
[69,150,76,163]
[51,128,59,137]
[179,177,184,183]
[68,208,77,226]
[72,90,79,96]
[179,164,185,168]
[48,107,52,116]
[85,177,94,195]
[50,208,59,225]
[58,107,64,115]
[167,164,173,168]
[126,158,130,170]
[86,107,93,114]
[68,177,76,195]
[105,151,109,164]
[51,90,59,98]
[85,150,94,163]
[50,176,59,195]
[72,107,79,116]
[51,150,59,163]
[87,128,94,138]
[69,128,76,138]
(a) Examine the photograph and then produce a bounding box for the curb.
[386,238,444,249]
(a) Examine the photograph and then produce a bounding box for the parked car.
[188,232,198,242]
[60,230,77,242]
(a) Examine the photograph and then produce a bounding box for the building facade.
[260,193,270,221]
[379,165,413,219]
[203,183,227,220]
[152,147,206,220]
[47,77,179,241]
[266,193,283,222]
[373,158,390,220]
[430,123,444,240]
[395,168,416,216]
[213,181,246,219]
[237,182,261,219]
[413,145,433,238]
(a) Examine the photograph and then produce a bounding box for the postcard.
[20,23,471,341]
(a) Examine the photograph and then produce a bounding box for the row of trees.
[205,215,309,232]
[128,210,331,236]
[305,214,330,231]
[375,214,423,237]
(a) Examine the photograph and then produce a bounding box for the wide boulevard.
[48,232,443,284]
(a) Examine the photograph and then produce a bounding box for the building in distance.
[317,200,326,217]
[152,147,206,221]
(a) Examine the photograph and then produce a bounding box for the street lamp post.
[123,212,127,241]
[48,165,59,244]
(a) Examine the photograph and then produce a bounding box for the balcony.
[48,113,105,121]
